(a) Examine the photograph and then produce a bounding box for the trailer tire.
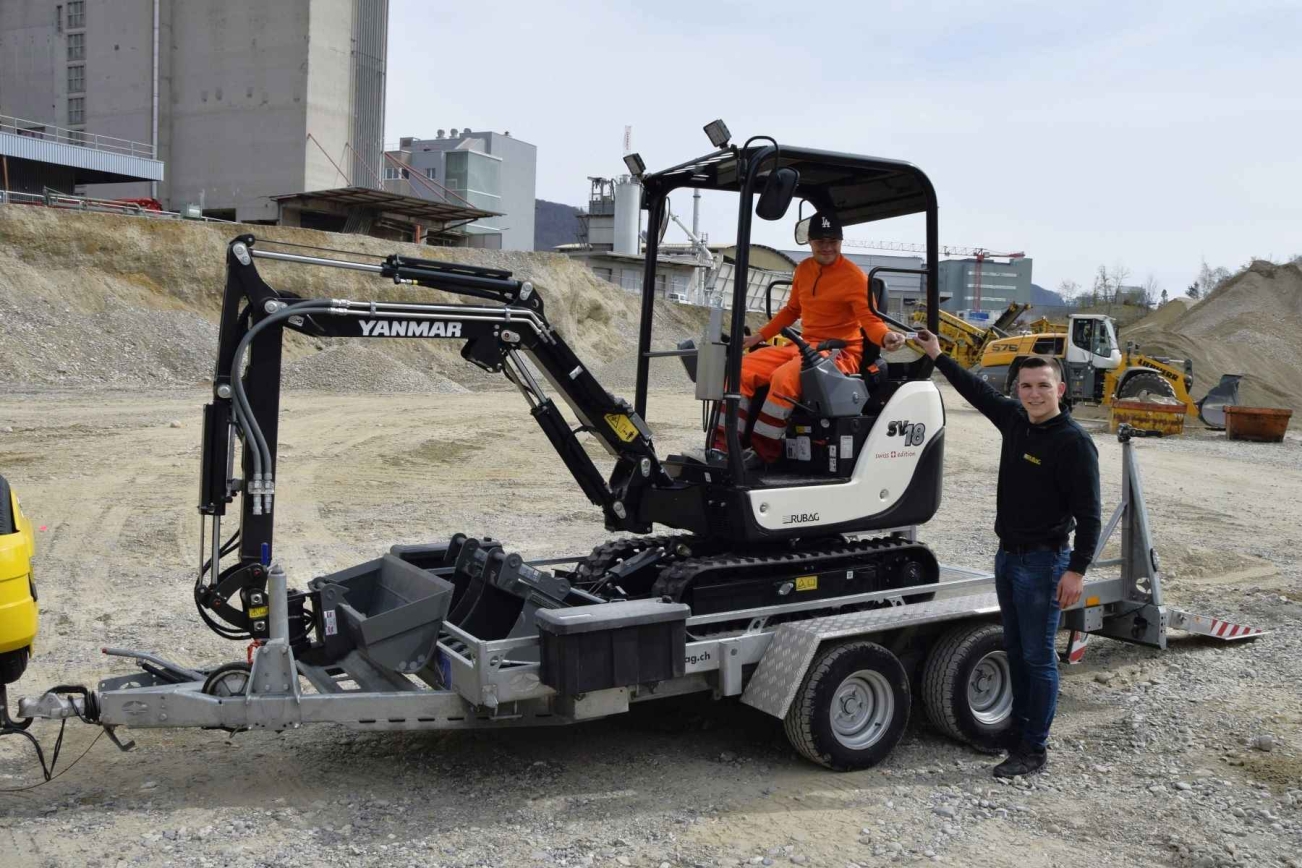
[783,641,910,770]
[921,622,1013,752]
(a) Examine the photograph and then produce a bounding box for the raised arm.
[916,330,1021,430]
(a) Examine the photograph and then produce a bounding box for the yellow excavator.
[906,301,1030,369]
[1,474,38,688]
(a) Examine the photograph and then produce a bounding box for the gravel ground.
[0,385,1300,868]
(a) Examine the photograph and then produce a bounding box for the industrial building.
[383,129,537,250]
[559,176,701,298]
[937,256,1035,316]
[0,0,389,222]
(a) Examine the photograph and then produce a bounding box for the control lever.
[780,327,827,369]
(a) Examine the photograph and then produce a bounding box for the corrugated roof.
[270,186,497,224]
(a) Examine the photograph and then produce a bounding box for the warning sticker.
[323,609,338,637]
[248,605,269,619]
[605,413,639,442]
[796,575,818,592]
[841,435,854,459]
[796,436,811,462]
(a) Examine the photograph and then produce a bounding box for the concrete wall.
[1,0,386,218]
[348,0,387,190]
[80,0,167,201]
[483,132,535,251]
[0,1,62,123]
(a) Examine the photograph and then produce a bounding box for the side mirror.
[794,216,811,245]
[658,199,671,243]
[756,167,799,221]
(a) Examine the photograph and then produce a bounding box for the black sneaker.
[992,748,1047,778]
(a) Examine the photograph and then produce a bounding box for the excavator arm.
[198,237,667,634]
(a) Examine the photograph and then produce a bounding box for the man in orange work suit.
[715,212,904,464]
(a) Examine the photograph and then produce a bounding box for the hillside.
[534,199,585,251]
[0,207,715,394]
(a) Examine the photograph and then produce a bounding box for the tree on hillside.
[1108,262,1132,310]
[1139,274,1161,309]
[1186,282,1201,299]
[1091,265,1111,307]
[1160,288,1169,305]
[1196,258,1231,297]
[1057,278,1080,307]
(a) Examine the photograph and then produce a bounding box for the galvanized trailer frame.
[19,433,1266,765]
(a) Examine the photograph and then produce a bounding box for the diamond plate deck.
[741,586,1000,719]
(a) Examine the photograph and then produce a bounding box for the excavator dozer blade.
[1197,374,1243,429]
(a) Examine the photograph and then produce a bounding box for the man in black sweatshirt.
[917,329,1101,777]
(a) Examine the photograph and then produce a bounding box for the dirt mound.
[0,206,715,395]
[1121,260,1302,410]
[1124,296,1194,332]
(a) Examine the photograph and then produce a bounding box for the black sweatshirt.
[935,354,1102,574]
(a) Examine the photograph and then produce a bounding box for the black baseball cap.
[807,211,843,240]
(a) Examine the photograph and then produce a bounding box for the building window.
[425,167,437,180]
[67,64,84,94]
[67,0,85,28]
[383,166,401,181]
[67,32,84,61]
[67,97,84,125]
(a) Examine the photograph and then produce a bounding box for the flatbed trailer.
[18,429,1264,770]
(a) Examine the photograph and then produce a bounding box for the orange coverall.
[714,254,889,462]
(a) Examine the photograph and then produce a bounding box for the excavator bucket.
[1197,374,1243,429]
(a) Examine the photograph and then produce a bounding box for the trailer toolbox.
[535,600,689,693]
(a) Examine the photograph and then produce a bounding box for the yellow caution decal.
[796,575,818,592]
[605,414,639,443]
[248,606,269,619]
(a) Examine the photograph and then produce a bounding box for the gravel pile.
[282,345,470,394]
[0,205,717,395]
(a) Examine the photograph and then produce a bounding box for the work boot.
[992,746,1047,778]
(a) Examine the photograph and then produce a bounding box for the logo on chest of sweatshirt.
[1023,453,1042,466]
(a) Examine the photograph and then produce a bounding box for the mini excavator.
[189,131,946,662]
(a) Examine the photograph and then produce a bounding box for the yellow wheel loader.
[1,474,38,687]
[971,313,1239,426]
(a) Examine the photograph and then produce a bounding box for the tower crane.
[840,240,1026,313]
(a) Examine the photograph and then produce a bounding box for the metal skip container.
[1224,406,1293,442]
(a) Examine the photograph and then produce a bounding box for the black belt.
[1001,540,1067,555]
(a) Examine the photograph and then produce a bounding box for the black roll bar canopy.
[632,141,941,476]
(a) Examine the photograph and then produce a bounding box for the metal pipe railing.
[0,114,157,159]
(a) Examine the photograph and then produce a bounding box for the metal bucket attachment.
[309,554,454,674]
[1197,374,1243,429]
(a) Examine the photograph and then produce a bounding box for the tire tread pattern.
[921,621,1004,744]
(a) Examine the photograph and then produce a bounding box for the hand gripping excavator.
[188,135,945,659]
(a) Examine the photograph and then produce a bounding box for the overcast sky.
[386,0,1301,297]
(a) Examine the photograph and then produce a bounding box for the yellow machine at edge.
[0,474,38,686]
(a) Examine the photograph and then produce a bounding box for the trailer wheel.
[203,662,251,697]
[783,641,910,770]
[921,622,1013,752]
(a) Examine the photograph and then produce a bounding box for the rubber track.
[652,536,938,604]
[921,622,1003,744]
[570,534,704,585]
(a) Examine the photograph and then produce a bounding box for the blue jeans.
[994,546,1070,752]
